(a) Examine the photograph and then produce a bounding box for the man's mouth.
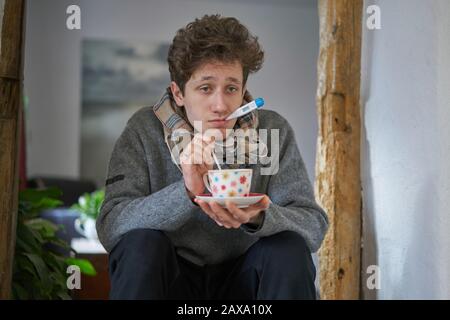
[208,118,230,127]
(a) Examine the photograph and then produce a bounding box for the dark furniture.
[28,176,97,207]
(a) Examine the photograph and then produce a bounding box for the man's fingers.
[193,134,214,149]
[196,200,221,224]
[247,195,271,211]
[181,148,213,166]
[201,201,242,228]
[208,202,231,228]
[210,202,241,229]
[181,137,215,166]
[200,139,216,165]
[225,201,251,224]
[196,200,225,227]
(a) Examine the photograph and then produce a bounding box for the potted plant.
[71,189,104,240]
[13,187,96,300]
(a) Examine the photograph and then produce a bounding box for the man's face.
[171,60,246,140]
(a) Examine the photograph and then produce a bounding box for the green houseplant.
[13,187,96,300]
[71,189,104,221]
[71,189,104,239]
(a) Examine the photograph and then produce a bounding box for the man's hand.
[180,133,215,197]
[195,195,271,228]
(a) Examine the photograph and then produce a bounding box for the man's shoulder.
[126,106,162,132]
[257,109,291,129]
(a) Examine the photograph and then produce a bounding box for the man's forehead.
[190,61,243,83]
[192,75,242,84]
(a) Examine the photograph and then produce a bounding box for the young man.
[97,14,328,300]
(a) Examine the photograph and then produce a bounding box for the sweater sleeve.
[242,120,329,253]
[96,122,198,252]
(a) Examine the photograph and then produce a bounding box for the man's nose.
[210,93,229,113]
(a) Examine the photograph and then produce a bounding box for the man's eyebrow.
[194,76,242,84]
[226,77,242,84]
[196,76,216,82]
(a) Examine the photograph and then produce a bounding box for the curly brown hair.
[168,14,264,94]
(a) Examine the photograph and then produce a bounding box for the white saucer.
[195,193,265,208]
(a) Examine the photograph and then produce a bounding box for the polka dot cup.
[202,169,252,198]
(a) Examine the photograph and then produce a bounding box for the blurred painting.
[80,38,170,188]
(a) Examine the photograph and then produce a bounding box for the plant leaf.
[19,187,62,203]
[65,258,97,276]
[14,255,39,278]
[14,187,80,299]
[56,291,72,300]
[48,238,71,250]
[71,189,104,220]
[12,283,29,300]
[16,222,43,252]
[45,252,65,273]
[27,218,59,237]
[23,253,53,290]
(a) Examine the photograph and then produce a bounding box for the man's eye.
[200,86,210,93]
[228,87,238,93]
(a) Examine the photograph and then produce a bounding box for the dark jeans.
[108,229,316,300]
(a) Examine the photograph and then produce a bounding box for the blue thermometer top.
[225,98,264,120]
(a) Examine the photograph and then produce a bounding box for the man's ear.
[170,81,184,107]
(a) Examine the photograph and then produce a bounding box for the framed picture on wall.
[80,39,170,187]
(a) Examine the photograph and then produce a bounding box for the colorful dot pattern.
[207,170,252,197]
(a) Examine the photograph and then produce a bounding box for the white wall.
[24,0,319,183]
[361,0,450,299]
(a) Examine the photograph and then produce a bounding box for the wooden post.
[0,0,26,299]
[316,0,363,299]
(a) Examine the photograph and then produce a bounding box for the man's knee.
[110,229,173,266]
[108,229,176,299]
[251,231,315,277]
[257,231,311,260]
[244,231,317,299]
[119,228,171,249]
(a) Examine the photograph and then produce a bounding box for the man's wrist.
[184,185,197,204]
[186,188,195,199]
[248,211,264,225]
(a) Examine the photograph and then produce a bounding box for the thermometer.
[225,98,264,120]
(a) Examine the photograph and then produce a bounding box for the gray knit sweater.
[97,107,328,266]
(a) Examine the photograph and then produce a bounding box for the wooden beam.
[0,0,26,299]
[316,0,363,299]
